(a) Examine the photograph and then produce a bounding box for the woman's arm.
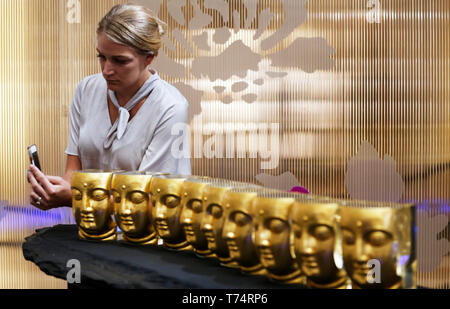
[29,74,85,210]
[28,154,81,210]
[63,154,82,183]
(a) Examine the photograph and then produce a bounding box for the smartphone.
[27,144,41,171]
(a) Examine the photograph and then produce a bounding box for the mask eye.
[210,205,223,219]
[268,219,287,234]
[292,226,301,239]
[72,188,82,201]
[91,189,108,201]
[233,212,251,227]
[191,200,203,213]
[112,191,121,203]
[366,230,392,246]
[164,195,180,208]
[342,229,355,245]
[130,191,147,204]
[312,225,333,241]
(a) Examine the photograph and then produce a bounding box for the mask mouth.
[258,247,275,261]
[155,220,169,231]
[119,217,134,226]
[226,240,239,252]
[81,214,95,223]
[183,225,195,236]
[300,256,320,268]
[259,253,276,268]
[352,262,372,276]
[204,233,215,243]
[203,231,216,246]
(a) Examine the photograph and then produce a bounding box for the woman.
[28,4,191,210]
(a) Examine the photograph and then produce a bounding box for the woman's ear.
[145,54,155,67]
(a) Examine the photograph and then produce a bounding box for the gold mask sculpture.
[252,191,304,284]
[111,172,166,245]
[222,187,266,276]
[71,170,118,241]
[339,201,415,289]
[290,200,349,289]
[150,175,192,251]
[180,176,216,258]
[200,181,253,267]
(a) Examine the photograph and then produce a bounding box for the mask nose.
[121,208,131,216]
[155,202,166,220]
[225,231,235,240]
[202,223,213,232]
[355,237,370,263]
[201,210,214,232]
[222,220,236,240]
[81,194,94,213]
[182,216,192,226]
[260,239,270,247]
[120,195,131,214]
[180,207,192,225]
[256,229,271,248]
[299,233,315,256]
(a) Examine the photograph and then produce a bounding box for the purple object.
[289,186,310,195]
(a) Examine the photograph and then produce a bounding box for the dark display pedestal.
[22,224,292,289]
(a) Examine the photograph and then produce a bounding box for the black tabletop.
[22,224,297,289]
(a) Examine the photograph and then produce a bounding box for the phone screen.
[27,144,41,170]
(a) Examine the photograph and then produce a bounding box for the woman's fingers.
[47,175,73,207]
[30,191,49,210]
[28,165,51,202]
[29,165,56,195]
[47,175,66,185]
[28,166,72,209]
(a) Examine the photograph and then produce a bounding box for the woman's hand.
[27,165,72,210]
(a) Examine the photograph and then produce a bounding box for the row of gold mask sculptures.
[71,170,416,289]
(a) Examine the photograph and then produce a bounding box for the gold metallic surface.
[252,191,304,284]
[222,187,266,275]
[1,0,449,288]
[339,201,415,289]
[290,201,349,289]
[71,170,117,241]
[150,175,192,251]
[200,182,240,267]
[180,177,216,258]
[111,172,157,245]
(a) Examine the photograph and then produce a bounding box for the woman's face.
[96,32,153,94]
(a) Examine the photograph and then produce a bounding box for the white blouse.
[65,72,191,174]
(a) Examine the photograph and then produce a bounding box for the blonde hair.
[97,4,166,56]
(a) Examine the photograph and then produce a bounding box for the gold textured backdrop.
[0,0,449,288]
